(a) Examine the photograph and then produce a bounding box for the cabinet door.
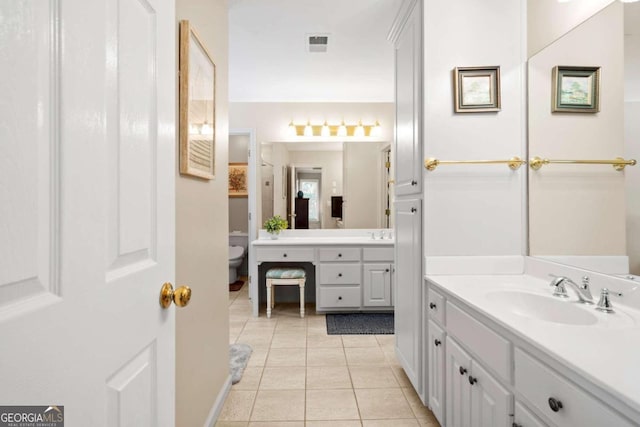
[514,401,546,427]
[428,320,446,426]
[363,263,392,306]
[394,199,423,395]
[446,337,472,427]
[394,0,422,196]
[470,360,513,427]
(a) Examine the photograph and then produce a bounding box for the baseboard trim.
[204,375,232,427]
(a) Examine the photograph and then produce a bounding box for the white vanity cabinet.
[426,279,640,427]
[315,246,394,312]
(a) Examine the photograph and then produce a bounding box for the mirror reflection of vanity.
[260,140,393,230]
[528,0,640,277]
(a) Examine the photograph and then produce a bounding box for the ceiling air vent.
[307,34,329,53]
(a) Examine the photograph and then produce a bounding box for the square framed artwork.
[453,66,501,113]
[552,66,600,113]
[179,20,216,179]
[228,163,248,198]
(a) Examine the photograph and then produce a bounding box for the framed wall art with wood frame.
[552,65,600,113]
[228,163,248,198]
[179,20,216,179]
[453,66,501,113]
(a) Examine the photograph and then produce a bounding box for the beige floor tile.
[247,348,269,368]
[349,366,399,388]
[259,367,306,390]
[305,389,360,420]
[418,418,441,427]
[375,335,395,348]
[344,347,388,366]
[401,387,434,419]
[341,335,380,348]
[306,326,330,336]
[355,388,414,419]
[250,390,305,421]
[382,346,402,367]
[233,367,263,390]
[391,366,413,388]
[249,422,304,427]
[362,420,419,427]
[218,390,257,421]
[305,421,362,427]
[238,332,274,349]
[216,421,249,427]
[306,334,343,348]
[306,347,347,366]
[270,333,307,349]
[306,366,352,389]
[265,348,307,367]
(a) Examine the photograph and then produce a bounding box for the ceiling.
[228,0,404,103]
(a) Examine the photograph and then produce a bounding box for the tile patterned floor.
[219,282,441,427]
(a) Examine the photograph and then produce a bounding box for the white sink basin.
[485,290,598,325]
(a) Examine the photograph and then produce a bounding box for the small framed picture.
[453,66,501,113]
[228,163,248,198]
[552,66,600,113]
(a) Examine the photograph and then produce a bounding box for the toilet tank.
[229,232,248,250]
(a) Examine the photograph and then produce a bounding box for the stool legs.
[266,279,272,319]
[299,281,305,318]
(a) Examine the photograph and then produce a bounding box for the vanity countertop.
[426,274,640,417]
[252,229,394,246]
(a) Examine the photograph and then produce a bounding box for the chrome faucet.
[379,230,386,240]
[549,275,594,304]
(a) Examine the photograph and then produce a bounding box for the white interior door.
[0,0,176,425]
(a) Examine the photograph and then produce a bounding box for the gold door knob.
[159,282,192,309]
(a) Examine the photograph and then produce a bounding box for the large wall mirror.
[260,140,393,230]
[528,0,640,277]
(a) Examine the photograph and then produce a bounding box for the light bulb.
[354,120,365,137]
[304,121,313,137]
[337,120,347,137]
[200,122,213,136]
[287,120,297,137]
[371,120,382,137]
[321,121,331,137]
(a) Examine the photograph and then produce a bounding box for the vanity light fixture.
[337,120,348,137]
[286,120,382,138]
[620,0,640,3]
[303,121,313,137]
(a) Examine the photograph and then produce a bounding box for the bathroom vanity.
[424,265,640,427]
[251,230,394,315]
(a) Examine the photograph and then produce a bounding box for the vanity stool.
[265,267,306,319]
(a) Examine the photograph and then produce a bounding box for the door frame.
[230,128,257,311]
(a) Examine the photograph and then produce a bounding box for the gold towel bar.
[424,157,525,171]
[529,156,637,171]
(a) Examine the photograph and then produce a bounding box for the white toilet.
[229,232,248,284]
[228,245,245,284]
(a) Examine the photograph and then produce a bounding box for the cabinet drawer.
[318,286,361,308]
[256,247,314,262]
[446,301,511,382]
[319,264,361,284]
[515,348,635,427]
[363,247,394,261]
[318,247,361,262]
[427,288,445,325]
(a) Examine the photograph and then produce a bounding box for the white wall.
[423,0,526,257]
[625,5,640,273]
[344,142,386,228]
[289,150,343,229]
[175,0,230,425]
[529,3,626,256]
[528,0,615,57]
